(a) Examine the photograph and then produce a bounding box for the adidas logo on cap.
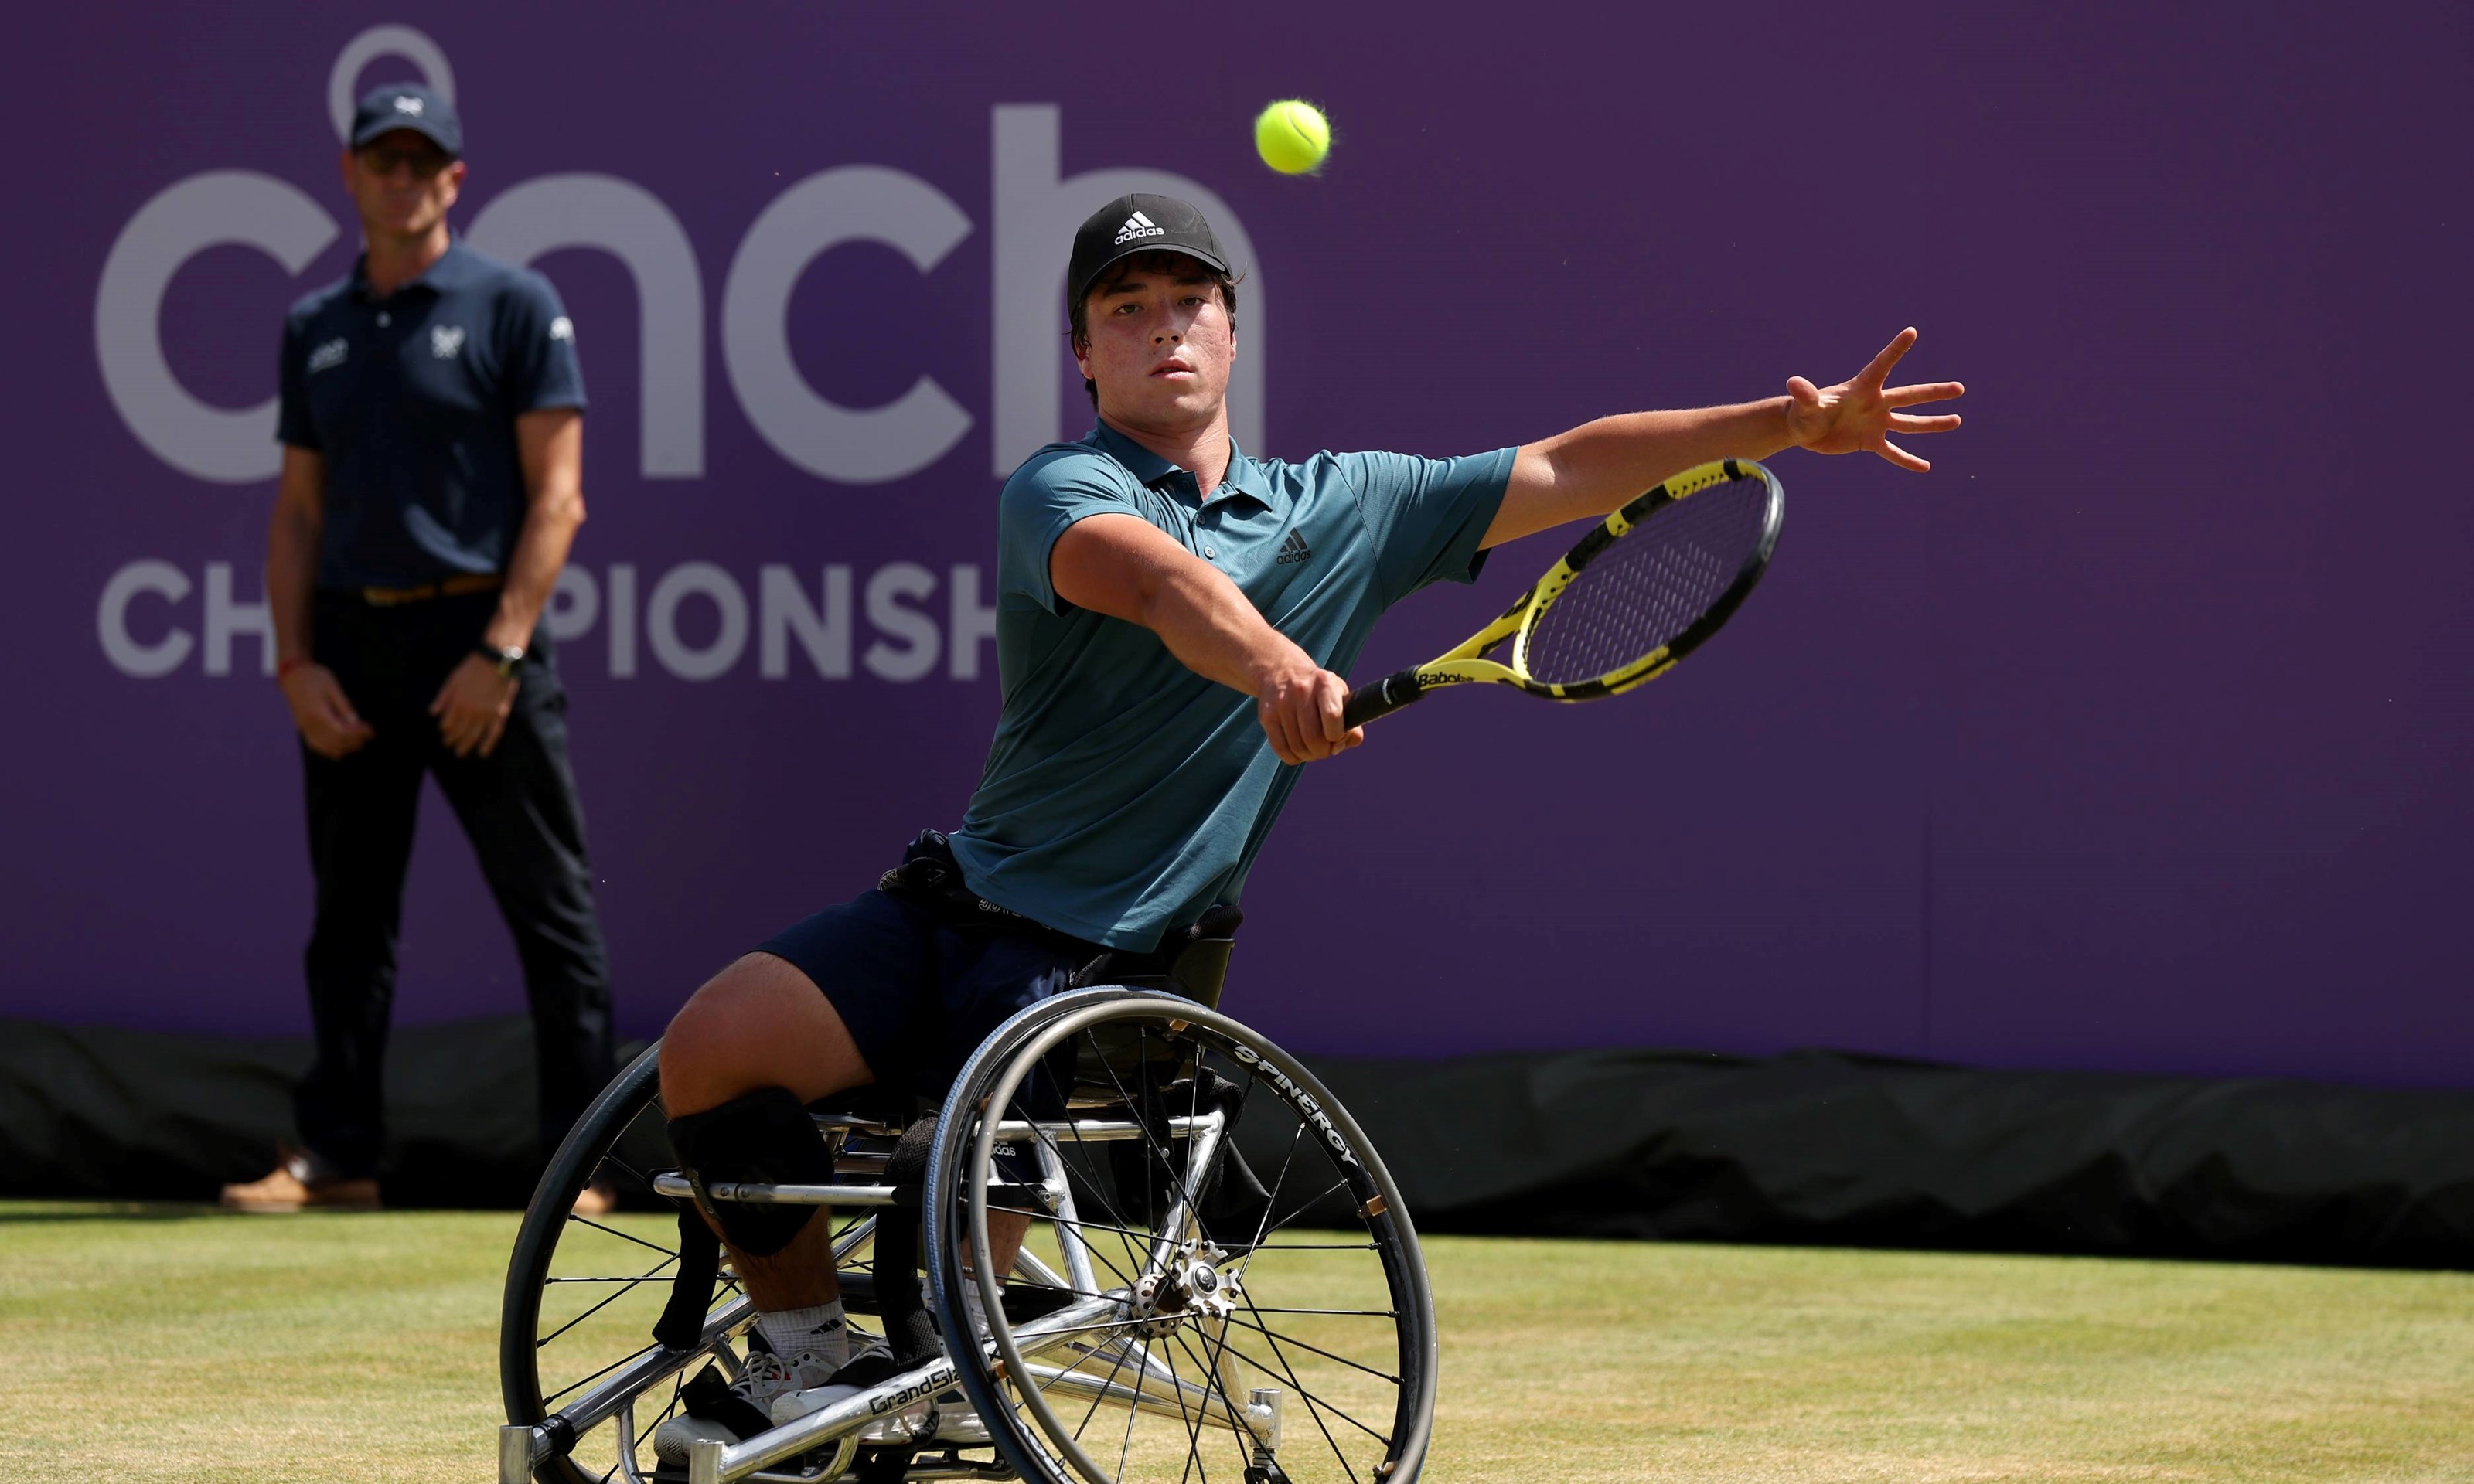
[1113,209,1167,246]
[1275,529,1314,566]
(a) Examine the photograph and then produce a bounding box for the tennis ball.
[1254,100,1331,175]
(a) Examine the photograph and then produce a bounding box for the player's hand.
[1785,327,1965,471]
[1253,654,1364,765]
[280,663,375,759]
[430,654,519,759]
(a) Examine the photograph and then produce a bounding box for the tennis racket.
[1343,458,1784,728]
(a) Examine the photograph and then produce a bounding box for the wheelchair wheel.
[926,989,1437,1484]
[498,1042,884,1484]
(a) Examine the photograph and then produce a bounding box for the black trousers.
[296,590,615,1179]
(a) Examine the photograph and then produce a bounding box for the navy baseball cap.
[1068,193,1230,308]
[350,83,462,158]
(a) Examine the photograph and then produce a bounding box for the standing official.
[220,84,616,1213]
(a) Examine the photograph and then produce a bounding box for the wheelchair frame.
[498,988,1433,1484]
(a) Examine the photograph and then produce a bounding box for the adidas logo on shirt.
[1113,209,1167,246]
[1275,529,1314,566]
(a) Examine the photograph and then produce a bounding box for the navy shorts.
[755,887,1094,1104]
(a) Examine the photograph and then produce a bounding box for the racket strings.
[1522,475,1770,686]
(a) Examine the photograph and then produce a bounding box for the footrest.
[649,1172,1051,1213]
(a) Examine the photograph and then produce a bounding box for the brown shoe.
[219,1149,382,1213]
[571,1179,618,1218]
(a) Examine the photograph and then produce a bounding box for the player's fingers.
[1785,375,1821,406]
[1885,380,1964,407]
[1879,438,1933,472]
[322,689,370,736]
[1290,704,1333,761]
[478,715,506,758]
[1857,328,1917,389]
[1343,724,1365,750]
[1316,677,1349,744]
[1889,412,1962,434]
[1259,704,1301,766]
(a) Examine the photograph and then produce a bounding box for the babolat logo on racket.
[1228,1043,1358,1166]
[1113,209,1167,245]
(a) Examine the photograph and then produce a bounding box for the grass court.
[2,1201,2468,1482]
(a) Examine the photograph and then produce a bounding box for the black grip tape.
[1342,669,1426,730]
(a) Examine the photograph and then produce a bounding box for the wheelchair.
[495,979,1436,1484]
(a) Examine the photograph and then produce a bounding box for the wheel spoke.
[1221,1311,1401,1385]
[537,1252,677,1348]
[1068,1326,1142,1442]
[1156,1319,1211,1484]
[542,1339,659,1407]
[1215,1333,1393,1450]
[564,1212,680,1261]
[1046,1093,1159,1295]
[1170,1326,1266,1484]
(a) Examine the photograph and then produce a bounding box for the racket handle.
[1342,669,1427,730]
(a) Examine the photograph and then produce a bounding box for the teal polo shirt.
[949,422,1514,951]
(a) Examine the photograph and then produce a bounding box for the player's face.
[340,130,465,243]
[1075,261,1235,432]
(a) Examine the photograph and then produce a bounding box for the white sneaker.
[650,1333,842,1464]
[769,1336,897,1427]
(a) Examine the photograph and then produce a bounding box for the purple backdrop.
[7,2,2469,1086]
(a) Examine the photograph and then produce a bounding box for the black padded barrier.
[4,1016,2470,1268]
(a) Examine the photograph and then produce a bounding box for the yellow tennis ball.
[1255,100,1331,175]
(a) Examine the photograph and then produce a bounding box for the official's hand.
[280,663,375,759]
[1254,654,1364,765]
[429,654,519,759]
[1785,328,1966,471]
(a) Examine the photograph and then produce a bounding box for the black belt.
[877,830,1240,997]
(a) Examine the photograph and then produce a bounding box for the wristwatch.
[476,642,526,678]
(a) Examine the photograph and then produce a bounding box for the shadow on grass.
[0,1201,238,1224]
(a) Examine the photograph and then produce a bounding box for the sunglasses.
[357,145,454,179]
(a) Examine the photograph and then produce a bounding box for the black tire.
[499,1043,707,1484]
[925,989,1438,1484]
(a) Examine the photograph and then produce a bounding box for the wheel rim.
[932,993,1436,1484]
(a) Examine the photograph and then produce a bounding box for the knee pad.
[666,1087,833,1257]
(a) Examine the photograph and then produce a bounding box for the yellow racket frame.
[1344,458,1783,727]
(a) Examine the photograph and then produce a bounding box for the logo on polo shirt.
[430,325,465,359]
[394,94,424,117]
[1113,209,1166,246]
[1275,529,1313,566]
[307,338,349,375]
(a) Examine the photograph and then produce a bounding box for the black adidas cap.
[349,83,462,158]
[1067,193,1230,310]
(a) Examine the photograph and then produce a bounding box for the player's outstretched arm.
[1051,513,1362,764]
[1481,327,1965,548]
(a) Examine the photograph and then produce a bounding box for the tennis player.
[651,192,1963,1450]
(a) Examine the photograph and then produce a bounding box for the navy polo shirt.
[949,422,1514,951]
[277,240,586,588]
